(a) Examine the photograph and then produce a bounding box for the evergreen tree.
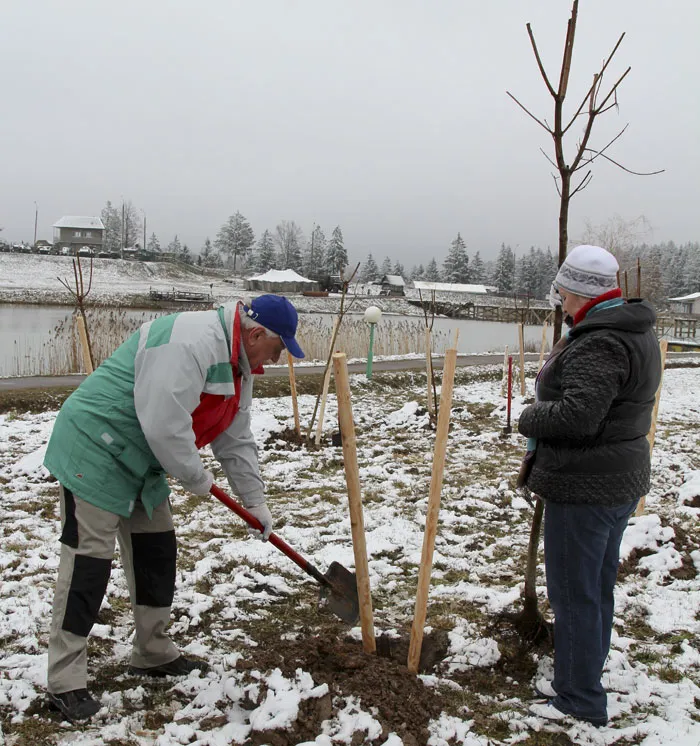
[471,251,485,283]
[424,258,441,281]
[494,243,516,292]
[252,229,277,273]
[393,260,405,277]
[167,235,182,257]
[410,264,425,280]
[215,212,255,272]
[516,247,540,296]
[274,220,304,271]
[361,253,379,282]
[443,233,470,283]
[381,256,392,276]
[200,237,222,268]
[181,243,192,265]
[303,225,326,279]
[101,201,121,253]
[326,226,348,275]
[147,232,161,253]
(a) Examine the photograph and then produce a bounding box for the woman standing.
[518,244,662,726]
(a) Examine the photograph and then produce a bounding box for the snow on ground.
[0,363,698,745]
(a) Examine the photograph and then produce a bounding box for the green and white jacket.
[44,301,264,518]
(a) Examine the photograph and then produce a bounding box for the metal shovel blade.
[319,561,360,625]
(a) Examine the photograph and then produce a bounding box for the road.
[0,353,542,390]
[2,350,695,391]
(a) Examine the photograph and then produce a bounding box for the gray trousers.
[48,486,179,694]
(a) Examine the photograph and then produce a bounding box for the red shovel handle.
[210,484,329,588]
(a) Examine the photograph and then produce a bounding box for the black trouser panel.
[62,554,111,637]
[59,486,79,549]
[131,531,177,607]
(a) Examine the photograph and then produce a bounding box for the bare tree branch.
[551,172,562,197]
[557,1,578,98]
[526,23,557,98]
[569,170,593,198]
[506,91,553,133]
[589,151,665,176]
[540,147,559,170]
[594,67,631,113]
[573,124,629,171]
[562,32,626,134]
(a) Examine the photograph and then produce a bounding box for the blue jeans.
[544,499,638,724]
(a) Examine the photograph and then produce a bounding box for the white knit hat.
[554,245,619,299]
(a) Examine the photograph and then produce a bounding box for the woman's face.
[558,288,588,320]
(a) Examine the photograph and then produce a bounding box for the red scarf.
[191,306,250,449]
[573,288,623,326]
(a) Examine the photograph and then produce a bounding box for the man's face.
[244,327,286,369]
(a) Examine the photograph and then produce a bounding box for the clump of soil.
[239,631,450,746]
[264,426,307,450]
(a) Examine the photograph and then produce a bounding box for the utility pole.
[33,202,38,247]
[121,200,125,260]
[143,211,147,253]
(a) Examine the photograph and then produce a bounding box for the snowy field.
[0,363,698,745]
[0,254,421,317]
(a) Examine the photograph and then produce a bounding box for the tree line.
[101,202,348,279]
[101,201,699,302]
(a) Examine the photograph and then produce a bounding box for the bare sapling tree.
[305,263,361,444]
[418,288,439,427]
[505,0,662,643]
[507,0,663,345]
[58,256,95,371]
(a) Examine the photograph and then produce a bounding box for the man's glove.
[181,469,214,496]
[246,502,273,541]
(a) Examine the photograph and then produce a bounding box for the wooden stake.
[407,345,458,674]
[635,339,668,517]
[501,345,510,397]
[538,319,549,371]
[332,352,375,654]
[624,270,629,298]
[425,328,435,416]
[287,351,300,436]
[636,258,642,297]
[76,314,94,374]
[315,317,339,446]
[518,323,526,396]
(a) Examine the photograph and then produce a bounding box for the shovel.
[210,484,359,625]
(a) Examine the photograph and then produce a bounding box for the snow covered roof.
[381,274,405,286]
[52,216,105,230]
[413,280,489,294]
[246,268,314,283]
[669,292,700,301]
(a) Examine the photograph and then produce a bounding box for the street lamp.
[364,305,382,379]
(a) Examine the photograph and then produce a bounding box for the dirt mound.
[239,631,450,746]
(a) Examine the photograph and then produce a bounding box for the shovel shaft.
[210,484,330,588]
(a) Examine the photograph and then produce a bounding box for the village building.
[52,216,105,255]
[244,268,320,294]
[668,291,700,316]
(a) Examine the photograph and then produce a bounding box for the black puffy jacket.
[518,300,662,506]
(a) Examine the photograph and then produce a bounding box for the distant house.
[668,292,700,316]
[52,216,105,254]
[379,274,405,296]
[244,269,320,293]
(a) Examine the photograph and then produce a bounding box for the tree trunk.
[552,174,571,344]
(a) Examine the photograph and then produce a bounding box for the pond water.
[0,303,552,377]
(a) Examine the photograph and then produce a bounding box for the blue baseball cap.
[243,295,305,359]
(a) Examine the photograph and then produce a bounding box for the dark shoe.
[129,655,209,677]
[47,688,100,722]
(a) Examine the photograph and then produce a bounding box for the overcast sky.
[1,1,698,265]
